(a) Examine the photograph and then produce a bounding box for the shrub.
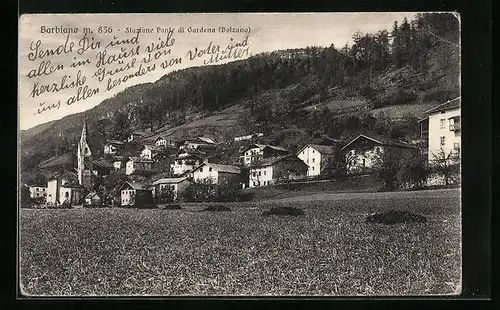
[262,206,305,216]
[158,204,182,210]
[365,210,427,225]
[200,205,231,212]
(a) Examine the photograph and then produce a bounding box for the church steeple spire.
[77,118,93,188]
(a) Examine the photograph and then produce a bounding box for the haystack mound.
[158,204,183,210]
[262,206,305,216]
[365,210,427,225]
[200,205,231,212]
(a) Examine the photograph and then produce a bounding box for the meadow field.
[19,189,461,296]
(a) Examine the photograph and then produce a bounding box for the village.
[22,97,461,209]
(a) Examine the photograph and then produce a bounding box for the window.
[440,136,446,146]
[252,172,256,177]
[36,188,39,191]
[439,119,446,129]
[263,171,266,176]
[209,167,212,172]
[200,167,203,173]
[65,192,69,198]
[453,142,460,150]
[362,158,366,167]
[259,171,261,176]
[312,150,315,153]
[312,167,315,170]
[312,158,315,163]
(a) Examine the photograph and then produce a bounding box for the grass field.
[19,189,461,296]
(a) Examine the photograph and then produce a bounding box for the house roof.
[424,97,461,114]
[128,157,154,163]
[143,144,166,152]
[26,183,46,188]
[319,135,343,144]
[298,144,336,155]
[93,159,114,168]
[193,163,240,174]
[340,134,418,151]
[240,143,268,153]
[263,145,290,152]
[198,137,216,144]
[153,177,189,185]
[106,140,125,146]
[85,192,101,199]
[249,154,304,168]
[119,181,149,191]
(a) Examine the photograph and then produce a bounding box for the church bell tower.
[77,118,93,189]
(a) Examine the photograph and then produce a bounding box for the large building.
[297,144,337,177]
[247,155,308,188]
[419,97,461,163]
[340,134,419,174]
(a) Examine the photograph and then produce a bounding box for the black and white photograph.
[18,12,461,296]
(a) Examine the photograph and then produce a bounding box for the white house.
[126,157,154,175]
[340,134,419,174]
[248,155,308,188]
[103,140,125,155]
[27,184,47,199]
[46,173,84,206]
[170,153,204,176]
[419,97,461,163]
[297,144,336,177]
[190,163,241,184]
[112,156,127,170]
[239,144,267,166]
[152,177,191,200]
[154,136,176,147]
[180,137,216,152]
[140,144,170,160]
[118,181,153,207]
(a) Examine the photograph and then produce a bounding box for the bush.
[158,204,182,210]
[365,210,427,225]
[262,206,305,216]
[180,179,241,203]
[200,205,231,212]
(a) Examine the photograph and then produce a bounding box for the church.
[45,119,100,206]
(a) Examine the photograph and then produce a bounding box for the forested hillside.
[20,13,459,172]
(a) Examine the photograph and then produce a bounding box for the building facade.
[239,144,267,166]
[126,158,153,175]
[191,163,241,184]
[248,155,308,188]
[171,153,204,176]
[297,144,336,177]
[27,185,47,199]
[152,177,191,201]
[423,97,461,163]
[341,134,419,174]
[103,140,124,155]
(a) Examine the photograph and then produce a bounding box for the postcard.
[18,12,461,296]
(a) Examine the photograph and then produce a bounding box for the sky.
[19,12,417,130]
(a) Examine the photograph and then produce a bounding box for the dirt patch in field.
[158,204,183,210]
[262,206,305,216]
[200,205,231,212]
[365,210,427,225]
